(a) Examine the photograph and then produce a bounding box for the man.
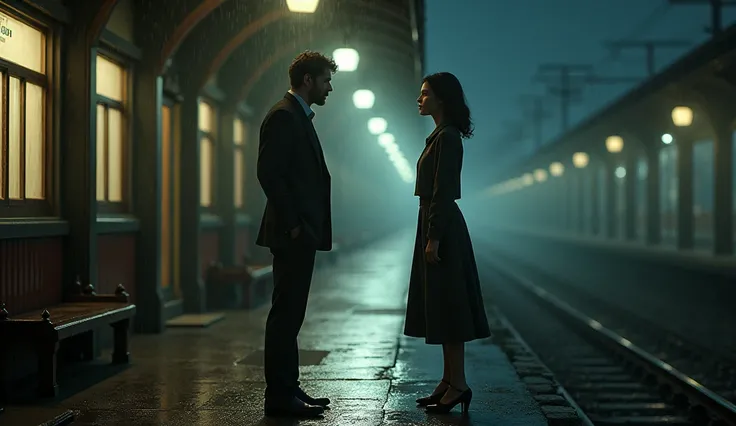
[256,51,337,418]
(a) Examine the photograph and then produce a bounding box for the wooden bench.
[0,280,136,398]
[205,259,273,310]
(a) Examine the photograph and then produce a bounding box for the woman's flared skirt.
[403,202,492,344]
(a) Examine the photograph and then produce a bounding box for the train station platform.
[0,231,570,426]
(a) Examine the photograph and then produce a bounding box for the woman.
[403,72,491,415]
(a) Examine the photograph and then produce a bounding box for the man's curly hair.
[289,50,338,88]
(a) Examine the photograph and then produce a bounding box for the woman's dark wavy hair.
[423,72,474,139]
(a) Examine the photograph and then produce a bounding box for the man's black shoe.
[264,396,324,418]
[296,387,330,407]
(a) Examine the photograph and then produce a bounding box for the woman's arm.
[427,129,462,242]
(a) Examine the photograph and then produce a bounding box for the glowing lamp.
[287,0,319,13]
[332,48,359,72]
[367,117,387,135]
[572,152,589,168]
[605,135,624,153]
[522,173,534,186]
[671,106,693,127]
[661,133,673,144]
[615,166,626,179]
[549,162,564,176]
[533,168,548,182]
[378,133,395,147]
[352,89,375,109]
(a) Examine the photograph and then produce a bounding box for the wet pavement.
[15,230,547,425]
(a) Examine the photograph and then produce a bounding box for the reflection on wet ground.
[7,231,547,425]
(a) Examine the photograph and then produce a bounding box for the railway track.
[480,250,736,426]
[485,247,736,403]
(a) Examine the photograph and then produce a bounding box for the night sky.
[423,0,736,192]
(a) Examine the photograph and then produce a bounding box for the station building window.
[161,97,180,295]
[198,99,216,208]
[0,10,49,217]
[95,53,128,212]
[233,117,246,209]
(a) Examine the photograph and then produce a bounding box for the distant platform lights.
[572,152,589,168]
[353,89,375,109]
[286,0,319,13]
[549,161,565,177]
[333,48,359,72]
[378,133,414,183]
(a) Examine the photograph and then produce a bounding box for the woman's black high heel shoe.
[425,386,472,414]
[416,379,450,406]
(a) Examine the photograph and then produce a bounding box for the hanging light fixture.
[378,133,394,147]
[572,152,589,168]
[286,0,319,13]
[333,48,359,72]
[533,168,548,182]
[605,135,624,153]
[367,117,387,135]
[353,89,375,109]
[549,162,565,176]
[671,106,693,127]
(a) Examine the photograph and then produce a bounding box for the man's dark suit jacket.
[255,92,332,252]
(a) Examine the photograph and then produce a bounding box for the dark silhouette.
[404,71,491,415]
[255,50,337,418]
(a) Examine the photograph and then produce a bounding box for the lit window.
[95,54,127,207]
[0,11,48,214]
[161,104,172,289]
[199,99,216,208]
[233,118,246,208]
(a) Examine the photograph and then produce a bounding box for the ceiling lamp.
[605,135,624,153]
[378,133,395,147]
[353,89,375,109]
[549,162,564,176]
[333,48,359,72]
[572,152,589,168]
[671,106,693,127]
[286,0,319,13]
[367,117,387,135]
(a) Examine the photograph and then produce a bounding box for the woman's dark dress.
[403,123,491,344]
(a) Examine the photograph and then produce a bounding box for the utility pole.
[668,0,736,36]
[519,95,553,149]
[603,39,691,76]
[534,64,592,132]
